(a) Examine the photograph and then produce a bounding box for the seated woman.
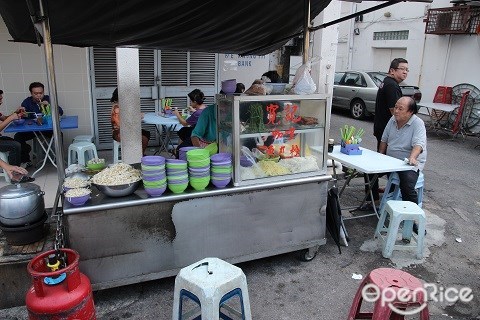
[110,88,151,156]
[174,89,207,156]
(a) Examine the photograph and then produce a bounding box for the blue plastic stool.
[378,171,424,217]
[172,257,252,320]
[375,200,426,259]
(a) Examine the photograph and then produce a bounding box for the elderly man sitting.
[379,96,427,205]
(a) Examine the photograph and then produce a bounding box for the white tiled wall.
[0,17,93,149]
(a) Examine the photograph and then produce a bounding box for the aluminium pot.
[0,183,45,226]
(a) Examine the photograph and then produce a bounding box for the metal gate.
[89,48,218,150]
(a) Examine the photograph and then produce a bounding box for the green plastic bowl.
[168,183,189,194]
[87,162,106,171]
[186,149,210,160]
[143,179,167,188]
[189,179,210,191]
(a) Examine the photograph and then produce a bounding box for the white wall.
[0,17,93,148]
[218,54,270,87]
[335,0,480,104]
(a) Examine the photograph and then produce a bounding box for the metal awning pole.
[302,0,311,64]
[38,0,65,182]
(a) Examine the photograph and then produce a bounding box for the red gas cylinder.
[26,248,96,320]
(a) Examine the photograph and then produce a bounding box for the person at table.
[14,82,64,166]
[110,88,151,156]
[379,96,427,206]
[191,103,217,149]
[0,89,25,167]
[362,58,409,210]
[173,89,207,154]
[0,158,30,182]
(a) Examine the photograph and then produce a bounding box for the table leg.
[31,132,56,177]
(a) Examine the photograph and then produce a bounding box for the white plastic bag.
[292,61,316,95]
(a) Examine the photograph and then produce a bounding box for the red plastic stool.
[348,268,429,320]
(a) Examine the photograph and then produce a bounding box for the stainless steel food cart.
[63,93,331,290]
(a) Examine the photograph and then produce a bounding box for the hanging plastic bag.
[292,61,317,95]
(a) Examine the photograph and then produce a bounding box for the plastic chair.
[172,257,252,320]
[73,135,94,143]
[378,171,424,218]
[348,267,429,319]
[433,86,453,104]
[375,200,426,259]
[113,140,121,164]
[67,141,98,166]
[0,151,11,183]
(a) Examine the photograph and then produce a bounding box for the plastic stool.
[73,135,94,143]
[172,257,252,320]
[113,140,121,164]
[0,151,11,183]
[348,268,429,320]
[375,200,426,259]
[378,171,424,218]
[68,141,98,166]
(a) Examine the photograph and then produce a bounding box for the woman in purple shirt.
[173,89,206,157]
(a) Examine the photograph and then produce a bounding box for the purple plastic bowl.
[240,156,254,167]
[142,169,166,176]
[67,194,90,206]
[13,119,26,126]
[210,153,232,162]
[221,79,236,94]
[211,173,232,178]
[188,165,210,172]
[167,178,189,184]
[141,155,165,166]
[141,164,165,172]
[142,173,166,181]
[166,159,188,165]
[211,178,231,189]
[145,186,167,197]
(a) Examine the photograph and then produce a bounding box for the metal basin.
[93,180,141,197]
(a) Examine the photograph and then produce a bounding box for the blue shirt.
[191,104,216,142]
[21,95,64,119]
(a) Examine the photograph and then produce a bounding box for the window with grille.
[373,31,409,41]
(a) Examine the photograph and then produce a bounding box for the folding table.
[5,116,78,177]
[418,102,459,132]
[328,145,412,228]
[142,112,180,155]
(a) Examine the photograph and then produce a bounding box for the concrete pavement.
[1,110,479,319]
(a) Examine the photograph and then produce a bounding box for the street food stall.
[0,0,333,294]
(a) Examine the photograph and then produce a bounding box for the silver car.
[332,71,422,120]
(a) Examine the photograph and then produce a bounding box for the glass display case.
[217,94,329,186]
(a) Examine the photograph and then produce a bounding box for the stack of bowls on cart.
[166,159,189,194]
[210,153,232,188]
[141,156,167,197]
[178,146,198,161]
[63,175,91,206]
[186,149,211,190]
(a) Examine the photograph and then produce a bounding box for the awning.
[0,0,331,56]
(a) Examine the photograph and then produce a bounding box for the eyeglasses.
[395,67,409,72]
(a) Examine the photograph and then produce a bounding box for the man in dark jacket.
[361,58,409,211]
[14,82,63,166]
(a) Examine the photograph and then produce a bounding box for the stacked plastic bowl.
[166,159,189,194]
[141,156,167,197]
[210,153,232,188]
[186,149,211,191]
[178,146,199,161]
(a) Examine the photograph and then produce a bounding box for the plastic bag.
[292,61,316,95]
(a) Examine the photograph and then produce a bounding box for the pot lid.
[0,183,42,199]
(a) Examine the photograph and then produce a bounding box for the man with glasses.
[360,58,409,211]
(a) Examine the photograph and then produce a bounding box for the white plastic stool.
[73,135,94,143]
[375,200,426,259]
[113,140,121,164]
[378,171,424,218]
[68,141,98,166]
[0,151,11,183]
[172,257,252,320]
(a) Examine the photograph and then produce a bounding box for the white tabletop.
[143,112,180,126]
[418,102,459,113]
[328,145,413,174]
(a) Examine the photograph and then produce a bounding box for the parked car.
[333,71,422,119]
